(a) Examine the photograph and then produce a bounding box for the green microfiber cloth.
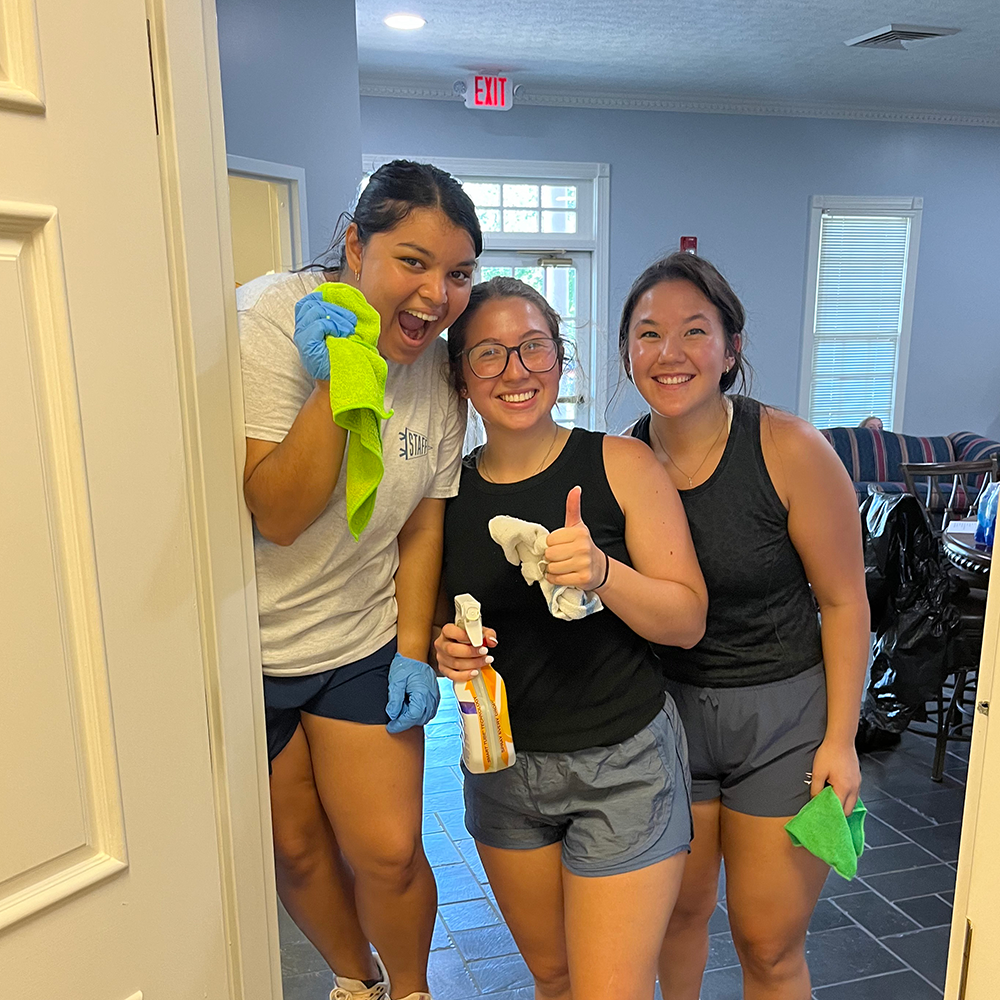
[315,282,393,540]
[785,786,867,880]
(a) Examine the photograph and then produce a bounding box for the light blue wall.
[216,0,362,260]
[362,97,1000,438]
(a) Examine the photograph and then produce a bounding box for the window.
[462,181,579,235]
[799,196,923,431]
[363,156,610,429]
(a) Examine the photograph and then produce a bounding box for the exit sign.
[465,74,514,111]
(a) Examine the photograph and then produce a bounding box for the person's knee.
[731,928,803,982]
[272,817,328,885]
[531,964,571,999]
[352,833,424,891]
[668,879,718,933]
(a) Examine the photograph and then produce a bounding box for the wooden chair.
[900,458,997,780]
[901,457,999,531]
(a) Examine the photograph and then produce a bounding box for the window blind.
[807,214,911,430]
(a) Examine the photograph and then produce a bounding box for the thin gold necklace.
[650,403,729,488]
[479,424,561,484]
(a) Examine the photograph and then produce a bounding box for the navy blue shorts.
[264,638,396,764]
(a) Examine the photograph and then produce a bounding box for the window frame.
[362,155,611,428]
[798,194,923,431]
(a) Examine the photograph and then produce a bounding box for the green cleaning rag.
[785,786,867,880]
[314,282,393,540]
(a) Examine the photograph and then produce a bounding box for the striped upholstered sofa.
[820,426,1000,506]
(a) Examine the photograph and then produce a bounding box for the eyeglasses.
[464,339,559,379]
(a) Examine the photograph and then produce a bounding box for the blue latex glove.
[293,291,357,380]
[386,652,441,733]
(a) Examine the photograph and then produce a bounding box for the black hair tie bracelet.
[596,550,611,590]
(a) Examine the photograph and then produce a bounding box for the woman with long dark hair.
[239,160,482,1000]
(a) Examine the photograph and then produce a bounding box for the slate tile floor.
[279,681,967,999]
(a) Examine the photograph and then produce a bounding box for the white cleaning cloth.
[488,515,603,621]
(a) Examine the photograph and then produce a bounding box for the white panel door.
[946,568,1000,998]
[0,1,232,997]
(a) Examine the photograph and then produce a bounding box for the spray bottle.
[453,594,515,774]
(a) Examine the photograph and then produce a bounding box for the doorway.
[8,0,994,996]
[227,156,309,284]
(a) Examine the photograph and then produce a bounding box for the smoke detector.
[845,24,960,50]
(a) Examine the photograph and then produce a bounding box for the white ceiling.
[356,0,1000,124]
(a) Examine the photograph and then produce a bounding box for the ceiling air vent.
[845,24,960,50]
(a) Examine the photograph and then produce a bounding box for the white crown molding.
[358,77,1000,128]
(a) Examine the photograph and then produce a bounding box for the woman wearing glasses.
[432,276,708,1000]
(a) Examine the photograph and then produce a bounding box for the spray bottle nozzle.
[454,593,484,647]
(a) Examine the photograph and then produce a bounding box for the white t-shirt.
[238,271,466,676]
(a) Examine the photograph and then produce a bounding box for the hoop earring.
[353,268,361,281]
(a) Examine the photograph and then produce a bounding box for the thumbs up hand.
[544,486,607,591]
[563,484,583,527]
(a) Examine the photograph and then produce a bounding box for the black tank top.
[632,396,822,687]
[443,429,665,752]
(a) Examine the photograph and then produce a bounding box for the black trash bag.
[860,491,898,630]
[859,492,967,736]
[855,716,901,752]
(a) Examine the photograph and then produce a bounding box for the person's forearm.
[244,382,347,545]
[597,559,707,648]
[395,519,444,662]
[818,600,870,744]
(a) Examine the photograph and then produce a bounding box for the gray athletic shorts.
[665,663,827,818]
[463,697,693,877]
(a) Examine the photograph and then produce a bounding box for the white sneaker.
[329,952,390,1000]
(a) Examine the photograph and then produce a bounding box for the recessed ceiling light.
[384,13,426,30]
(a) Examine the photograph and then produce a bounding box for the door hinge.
[146,19,160,136]
[958,918,973,1000]
[977,700,989,716]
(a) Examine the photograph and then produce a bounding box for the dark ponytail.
[309,159,483,271]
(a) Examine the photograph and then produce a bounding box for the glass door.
[477,251,592,428]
